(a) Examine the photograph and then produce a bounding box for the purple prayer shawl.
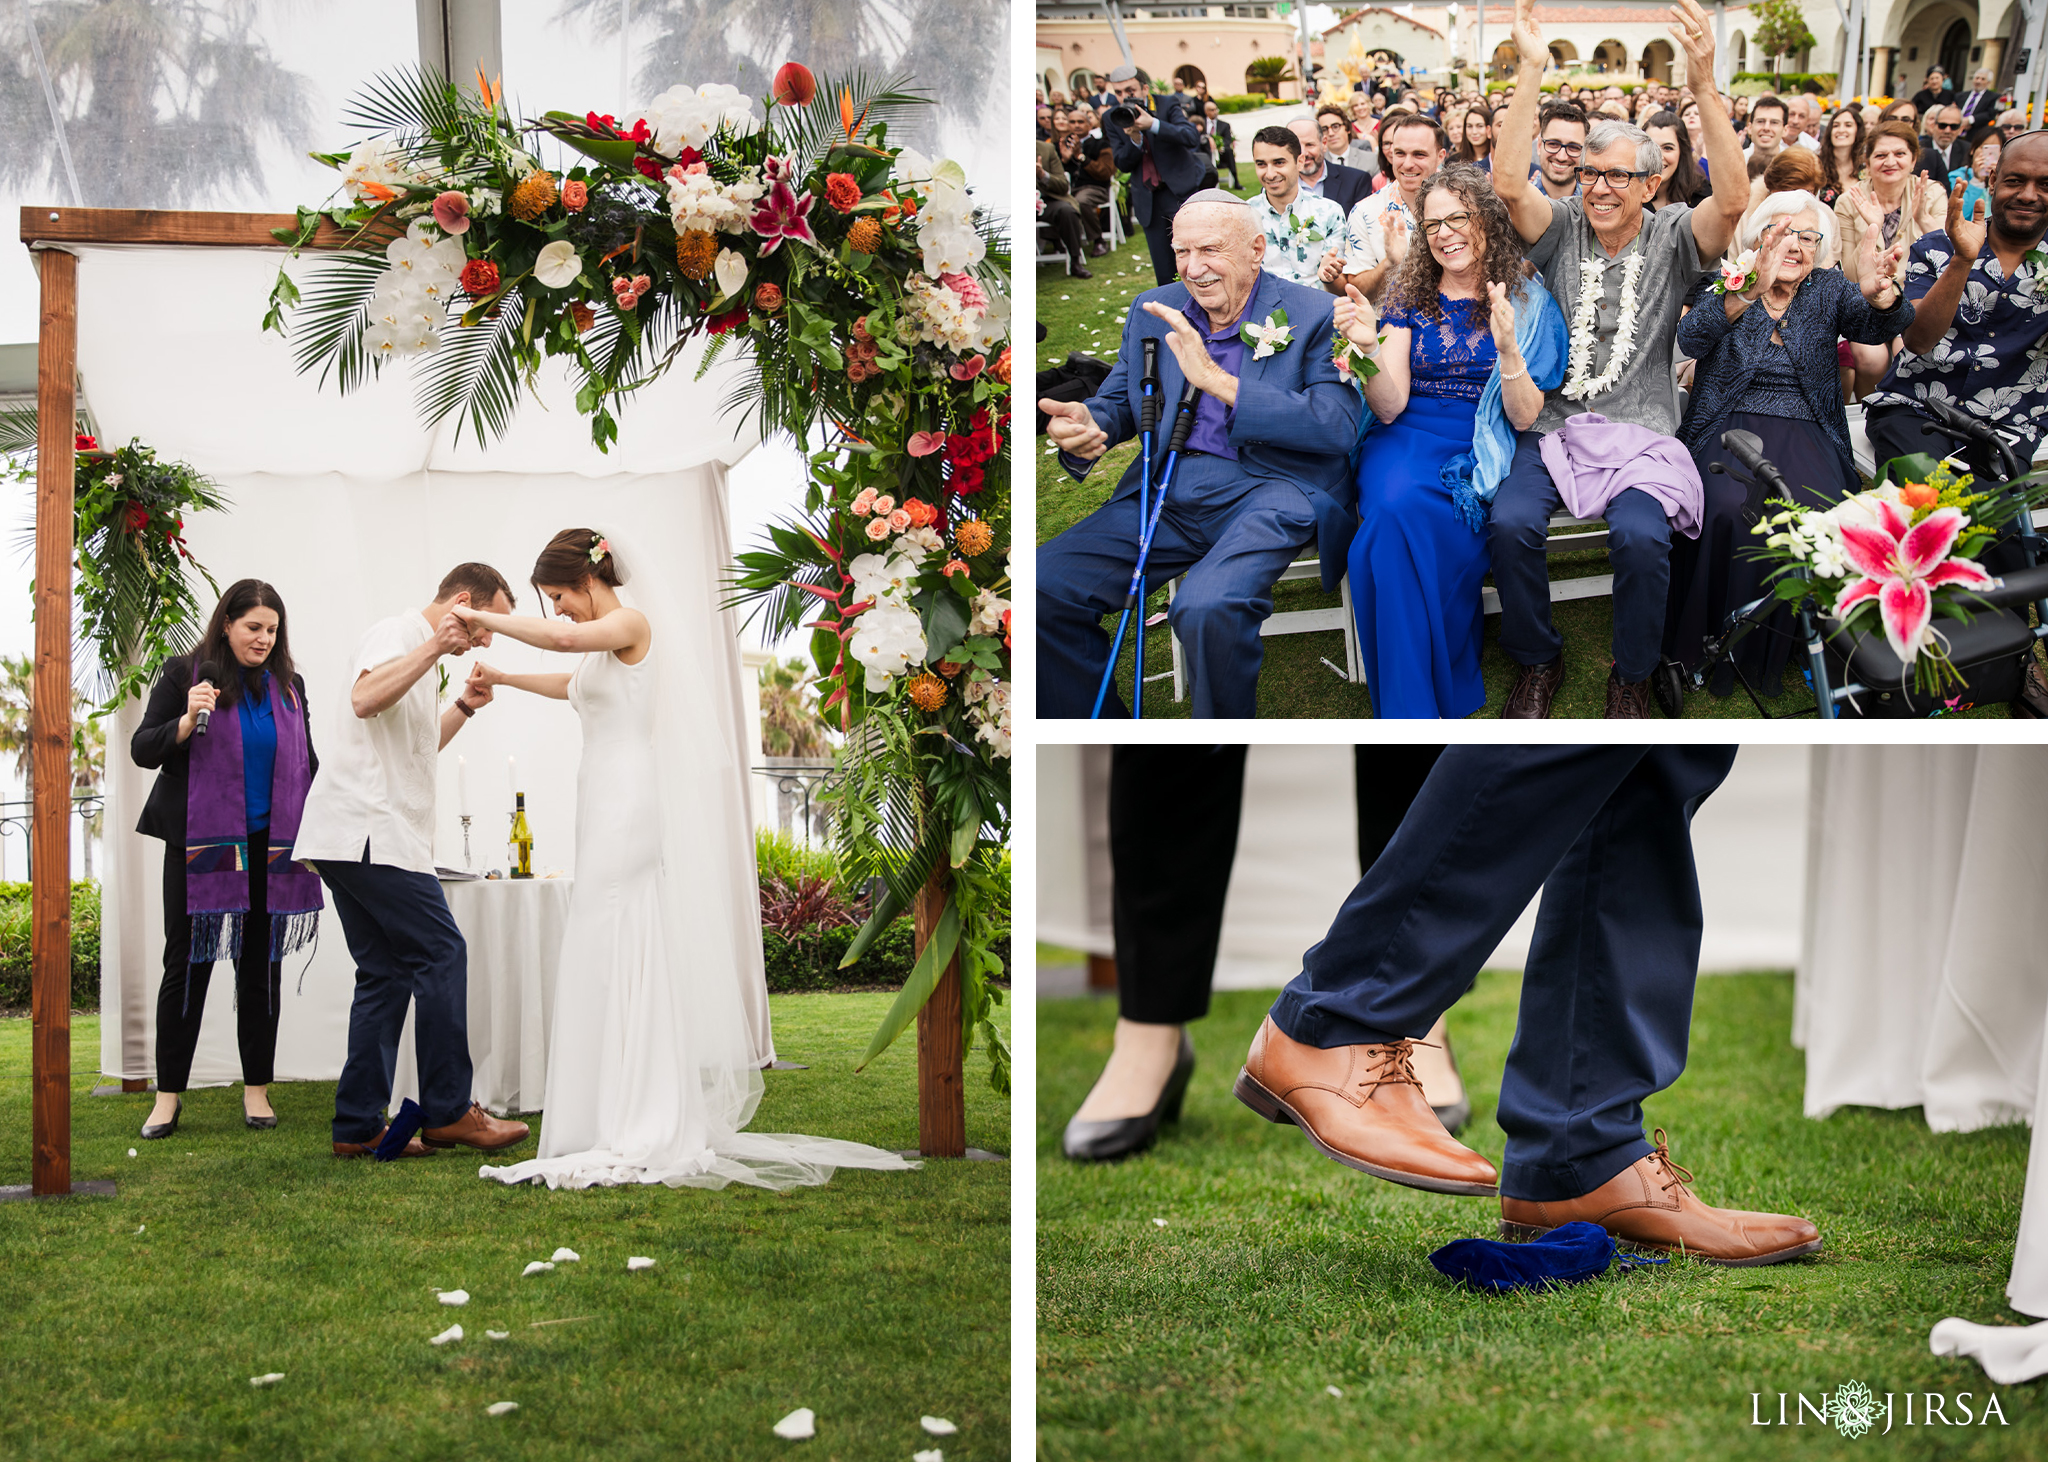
[1538,412,1705,539]
[184,667,322,962]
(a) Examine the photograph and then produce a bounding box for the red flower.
[773,63,818,107]
[707,305,749,335]
[586,111,619,133]
[824,172,862,213]
[459,258,501,296]
[75,433,96,451]
[676,146,701,170]
[124,503,148,532]
[633,157,661,181]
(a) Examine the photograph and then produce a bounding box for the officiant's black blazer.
[131,654,316,846]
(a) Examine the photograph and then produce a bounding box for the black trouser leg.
[155,844,211,1095]
[235,827,283,1088]
[1109,745,1248,1024]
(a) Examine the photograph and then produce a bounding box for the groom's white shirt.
[295,612,441,875]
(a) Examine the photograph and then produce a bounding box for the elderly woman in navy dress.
[1663,189,1913,697]
[1333,162,1568,717]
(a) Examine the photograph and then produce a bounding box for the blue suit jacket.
[1062,272,1364,590]
[1107,95,1210,224]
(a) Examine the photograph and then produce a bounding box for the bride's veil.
[596,524,915,1189]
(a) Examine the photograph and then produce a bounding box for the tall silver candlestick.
[459,814,473,872]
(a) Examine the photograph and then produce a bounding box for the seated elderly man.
[1485,0,1749,717]
[1037,190,1362,718]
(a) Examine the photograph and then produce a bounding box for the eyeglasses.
[1319,121,1348,134]
[1775,229,1825,246]
[1541,139,1585,157]
[1576,166,1652,187]
[1933,119,1961,130]
[1420,211,1475,236]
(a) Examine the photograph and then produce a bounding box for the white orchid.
[848,603,927,690]
[666,171,758,235]
[533,240,583,289]
[893,526,945,561]
[636,83,760,153]
[342,136,415,200]
[968,589,1010,638]
[849,551,921,606]
[1241,312,1293,360]
[712,246,748,302]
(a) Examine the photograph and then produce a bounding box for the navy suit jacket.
[1315,161,1373,214]
[1062,273,1363,590]
[1108,95,1210,225]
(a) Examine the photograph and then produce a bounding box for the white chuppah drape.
[78,243,775,1085]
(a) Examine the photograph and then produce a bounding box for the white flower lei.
[1561,248,1650,401]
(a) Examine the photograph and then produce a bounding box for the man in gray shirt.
[1486,0,1749,717]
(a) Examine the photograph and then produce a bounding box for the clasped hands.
[436,604,496,712]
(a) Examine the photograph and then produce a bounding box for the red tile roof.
[1323,7,1446,41]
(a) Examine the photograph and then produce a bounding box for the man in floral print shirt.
[1862,134,2048,482]
[1244,127,1349,289]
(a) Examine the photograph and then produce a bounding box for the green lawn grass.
[1036,179,2027,719]
[0,997,1009,1461]
[1038,976,2042,1460]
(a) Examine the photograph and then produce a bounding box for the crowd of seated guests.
[1037,24,2048,718]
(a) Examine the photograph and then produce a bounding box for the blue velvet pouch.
[373,1098,426,1162]
[1430,1220,1651,1292]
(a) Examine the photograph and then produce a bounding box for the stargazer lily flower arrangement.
[265,62,1009,457]
[1749,457,2047,696]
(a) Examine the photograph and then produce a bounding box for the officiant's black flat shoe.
[1062,1030,1196,1163]
[244,1113,278,1130]
[140,1098,181,1141]
[1431,1033,1472,1138]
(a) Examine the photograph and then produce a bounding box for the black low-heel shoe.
[244,1112,278,1130]
[140,1097,182,1141]
[1062,1029,1196,1163]
[1431,1032,1472,1137]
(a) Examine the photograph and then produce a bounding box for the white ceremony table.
[391,876,574,1117]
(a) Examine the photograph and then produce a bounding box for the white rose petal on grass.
[1152,1218,1168,1228]
[430,1324,463,1346]
[627,1256,657,1271]
[921,1416,958,1435]
[485,1401,519,1417]
[550,1247,581,1263]
[135,1225,146,1235]
[522,1261,555,1277]
[438,1290,469,1306]
[128,1148,137,1158]
[915,1451,943,1462]
[771,1407,815,1440]
[1327,1385,1344,1398]
[485,1330,510,1341]
[250,1374,284,1388]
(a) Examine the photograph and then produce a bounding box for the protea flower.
[749,179,817,255]
[1833,500,1995,663]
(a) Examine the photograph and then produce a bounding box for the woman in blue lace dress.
[1334,163,1567,717]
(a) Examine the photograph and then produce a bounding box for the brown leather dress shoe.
[333,1126,433,1158]
[1603,667,1654,719]
[421,1102,532,1153]
[1502,657,1563,718]
[1499,1128,1822,1266]
[1233,1017,1499,1196]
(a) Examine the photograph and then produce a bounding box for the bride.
[454,527,915,1190]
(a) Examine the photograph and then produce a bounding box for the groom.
[1238,745,1824,1265]
[295,563,533,1157]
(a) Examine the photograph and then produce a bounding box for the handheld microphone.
[193,660,221,735]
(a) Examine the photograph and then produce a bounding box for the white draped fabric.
[83,243,775,1084]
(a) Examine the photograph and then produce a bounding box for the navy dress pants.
[1486,431,1675,683]
[1267,744,1739,1202]
[1038,454,1318,719]
[317,852,474,1142]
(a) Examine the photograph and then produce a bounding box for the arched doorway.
[1549,40,1580,67]
[1069,69,1098,98]
[1641,39,1675,83]
[1939,18,1973,86]
[1593,38,1629,73]
[1491,40,1518,79]
[1173,64,1207,91]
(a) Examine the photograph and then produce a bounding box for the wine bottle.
[509,792,533,879]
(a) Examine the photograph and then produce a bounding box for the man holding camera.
[1104,63,1211,286]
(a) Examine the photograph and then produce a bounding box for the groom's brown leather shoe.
[422,1102,531,1153]
[333,1126,432,1158]
[1234,1017,1499,1196]
[1499,1128,1823,1266]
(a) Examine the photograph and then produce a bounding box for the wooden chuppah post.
[29,246,77,1196]
[914,866,966,1158]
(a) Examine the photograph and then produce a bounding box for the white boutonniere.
[1240,307,1292,360]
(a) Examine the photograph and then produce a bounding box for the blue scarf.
[1443,275,1570,532]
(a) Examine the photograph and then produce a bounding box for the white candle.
[458,755,468,817]
[508,755,517,801]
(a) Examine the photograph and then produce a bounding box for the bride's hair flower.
[588,535,610,564]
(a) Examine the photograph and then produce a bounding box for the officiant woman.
[130,580,321,1140]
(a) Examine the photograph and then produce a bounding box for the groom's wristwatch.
[454,698,477,718]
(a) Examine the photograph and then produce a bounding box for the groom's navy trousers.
[317,850,474,1142]
[1267,745,1738,1204]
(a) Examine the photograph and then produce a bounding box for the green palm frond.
[0,406,40,458]
[417,290,534,447]
[287,250,389,392]
[775,72,930,174]
[341,65,474,149]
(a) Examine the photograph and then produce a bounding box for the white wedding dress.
[480,643,916,1191]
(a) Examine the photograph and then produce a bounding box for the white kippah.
[1182,188,1248,207]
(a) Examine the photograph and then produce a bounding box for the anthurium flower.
[1833,500,1995,662]
[533,240,582,289]
[907,431,947,457]
[950,353,987,381]
[773,62,817,107]
[432,191,471,234]
[713,247,748,301]
[750,179,817,254]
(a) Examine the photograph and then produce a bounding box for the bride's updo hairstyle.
[531,527,629,610]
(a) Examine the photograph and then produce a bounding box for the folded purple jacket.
[1537,412,1704,540]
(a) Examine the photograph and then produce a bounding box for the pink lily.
[1833,501,1994,663]
[750,178,818,255]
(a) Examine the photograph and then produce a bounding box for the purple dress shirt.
[1181,299,1246,460]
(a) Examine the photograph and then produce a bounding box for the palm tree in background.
[551,0,1002,157]
[0,653,104,879]
[0,0,315,208]
[758,655,830,760]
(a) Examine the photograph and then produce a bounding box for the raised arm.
[1903,183,1986,354]
[1672,0,1748,261]
[453,603,650,657]
[352,614,468,719]
[1491,0,1557,244]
